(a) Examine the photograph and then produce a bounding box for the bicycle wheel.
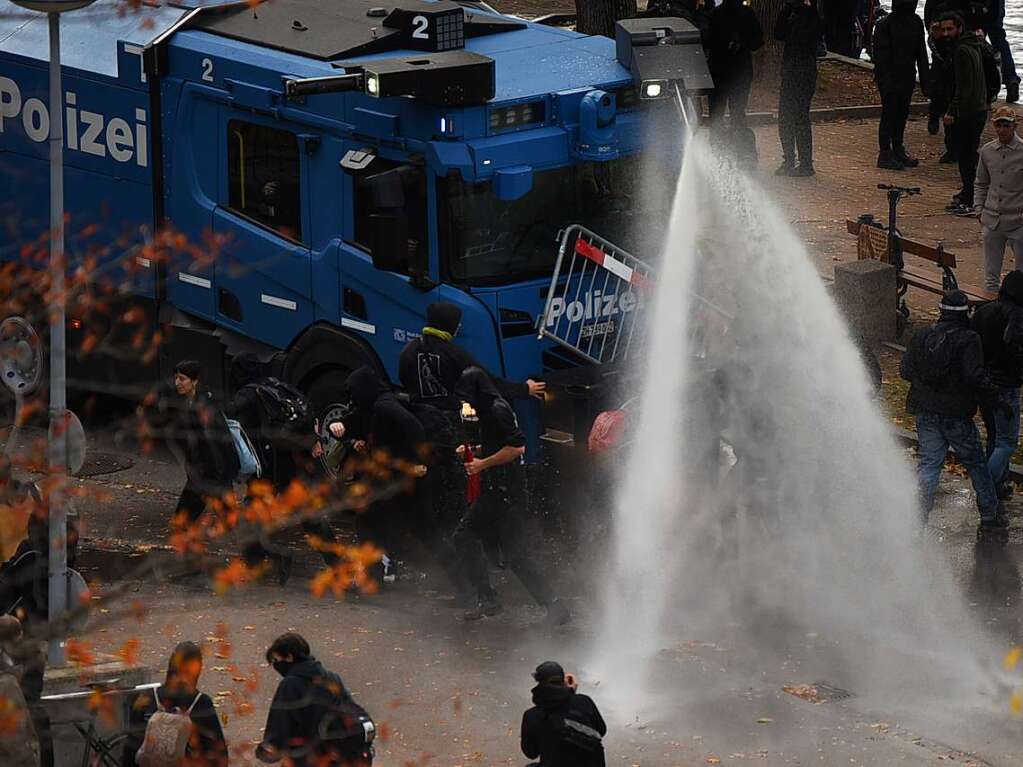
[84,731,129,767]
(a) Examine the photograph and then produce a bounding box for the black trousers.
[778,73,816,166]
[709,73,751,130]
[175,482,213,524]
[954,110,988,201]
[452,462,554,607]
[879,88,913,153]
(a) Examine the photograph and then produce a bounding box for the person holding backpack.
[257,633,374,767]
[521,661,606,767]
[871,0,929,170]
[940,11,997,216]
[168,361,239,527]
[124,641,228,767]
[900,290,1005,527]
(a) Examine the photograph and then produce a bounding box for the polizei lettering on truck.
[0,77,148,166]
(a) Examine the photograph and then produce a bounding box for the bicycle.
[43,679,149,767]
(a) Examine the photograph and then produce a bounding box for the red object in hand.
[463,444,482,505]
[588,409,627,454]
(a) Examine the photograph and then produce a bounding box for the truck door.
[212,116,313,349]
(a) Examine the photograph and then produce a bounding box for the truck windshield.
[440,156,663,286]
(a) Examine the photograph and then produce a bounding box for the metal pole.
[47,10,68,667]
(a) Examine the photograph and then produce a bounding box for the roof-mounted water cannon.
[614,17,713,124]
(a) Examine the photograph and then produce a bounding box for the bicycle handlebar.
[877,183,921,195]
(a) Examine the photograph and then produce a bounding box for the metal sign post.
[9,0,97,666]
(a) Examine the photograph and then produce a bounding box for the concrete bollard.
[833,260,897,343]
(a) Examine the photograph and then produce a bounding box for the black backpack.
[980,39,1002,104]
[555,714,604,764]
[250,377,316,449]
[915,327,957,386]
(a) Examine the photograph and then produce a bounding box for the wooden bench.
[845,218,997,305]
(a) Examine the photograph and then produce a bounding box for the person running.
[775,0,823,176]
[167,360,238,528]
[972,271,1023,501]
[900,290,1005,528]
[521,661,607,767]
[872,0,929,170]
[123,641,228,767]
[257,633,374,767]
[453,368,569,623]
[941,11,992,216]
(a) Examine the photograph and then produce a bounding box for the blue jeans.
[916,412,1000,521]
[979,386,1021,487]
[989,25,1020,85]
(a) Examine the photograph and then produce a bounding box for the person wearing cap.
[975,106,1023,291]
[971,270,1023,500]
[901,290,1006,527]
[521,661,606,767]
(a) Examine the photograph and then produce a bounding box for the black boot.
[774,160,796,176]
[463,590,503,621]
[1008,81,1020,103]
[895,147,919,167]
[928,114,940,135]
[877,150,905,170]
[793,164,816,177]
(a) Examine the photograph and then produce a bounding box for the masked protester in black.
[775,0,822,176]
[453,368,570,623]
[258,633,373,767]
[707,0,764,152]
[872,0,929,169]
[227,354,340,583]
[521,661,607,767]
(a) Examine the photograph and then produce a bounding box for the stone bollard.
[833,260,897,343]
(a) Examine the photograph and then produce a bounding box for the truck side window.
[227,120,303,243]
[351,159,428,276]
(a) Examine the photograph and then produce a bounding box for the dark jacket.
[455,368,525,456]
[900,314,990,416]
[260,657,369,767]
[122,686,228,767]
[171,390,237,490]
[775,1,823,79]
[398,334,528,412]
[971,274,1023,387]
[521,683,607,767]
[346,366,425,461]
[949,33,990,116]
[707,0,764,82]
[872,0,929,93]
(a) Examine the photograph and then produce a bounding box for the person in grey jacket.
[975,106,1023,291]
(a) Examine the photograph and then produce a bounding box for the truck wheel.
[306,369,352,480]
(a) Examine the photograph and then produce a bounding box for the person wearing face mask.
[872,0,930,170]
[257,633,374,767]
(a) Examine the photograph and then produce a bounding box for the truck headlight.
[641,80,667,100]
[366,73,380,96]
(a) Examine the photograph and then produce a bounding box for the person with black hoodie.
[454,368,570,623]
[167,360,238,526]
[123,641,228,767]
[707,0,764,161]
[521,661,606,767]
[900,290,1004,527]
[872,0,930,170]
[227,354,340,584]
[972,271,1023,499]
[257,633,374,767]
[775,0,823,176]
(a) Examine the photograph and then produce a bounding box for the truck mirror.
[369,212,409,273]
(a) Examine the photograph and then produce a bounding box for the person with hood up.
[329,366,428,582]
[453,368,570,623]
[257,633,374,767]
[774,0,823,177]
[521,661,606,767]
[228,354,340,584]
[972,270,1023,499]
[707,0,765,159]
[167,360,238,527]
[975,107,1023,292]
[872,0,930,170]
[940,10,993,215]
[901,290,1005,527]
[123,641,228,767]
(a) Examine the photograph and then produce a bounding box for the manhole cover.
[74,452,134,478]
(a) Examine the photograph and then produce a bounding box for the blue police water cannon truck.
[0,0,712,457]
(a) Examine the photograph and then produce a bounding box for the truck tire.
[306,368,353,479]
